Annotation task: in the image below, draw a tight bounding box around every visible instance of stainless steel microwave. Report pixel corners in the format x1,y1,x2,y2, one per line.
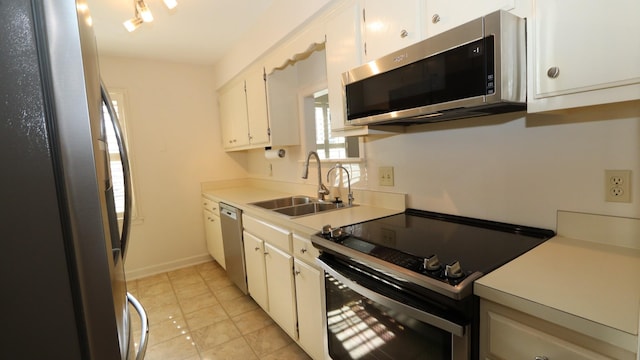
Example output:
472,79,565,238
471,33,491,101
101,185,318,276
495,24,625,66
343,10,526,126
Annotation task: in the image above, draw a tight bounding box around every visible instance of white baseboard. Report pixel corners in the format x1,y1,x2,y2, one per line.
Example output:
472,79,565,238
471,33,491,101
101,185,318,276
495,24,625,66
125,253,214,280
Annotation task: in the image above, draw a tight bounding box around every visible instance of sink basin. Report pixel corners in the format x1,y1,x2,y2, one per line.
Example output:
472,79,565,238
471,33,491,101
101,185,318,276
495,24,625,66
250,195,355,217
251,195,315,210
274,202,346,217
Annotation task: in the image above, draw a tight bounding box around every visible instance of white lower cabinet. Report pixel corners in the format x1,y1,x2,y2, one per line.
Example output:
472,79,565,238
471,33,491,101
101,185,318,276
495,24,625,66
265,242,297,339
241,214,326,359
202,197,225,269
242,231,268,311
480,299,636,360
293,234,324,360
242,214,298,340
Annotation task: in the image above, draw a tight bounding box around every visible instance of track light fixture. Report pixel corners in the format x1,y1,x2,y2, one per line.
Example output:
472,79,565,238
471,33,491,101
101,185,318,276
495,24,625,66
123,0,177,32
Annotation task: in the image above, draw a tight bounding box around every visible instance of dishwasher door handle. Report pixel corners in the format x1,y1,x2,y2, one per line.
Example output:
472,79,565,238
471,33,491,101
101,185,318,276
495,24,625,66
219,207,237,220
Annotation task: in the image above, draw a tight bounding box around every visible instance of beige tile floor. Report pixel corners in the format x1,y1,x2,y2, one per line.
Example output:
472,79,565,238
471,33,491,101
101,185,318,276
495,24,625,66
128,260,312,360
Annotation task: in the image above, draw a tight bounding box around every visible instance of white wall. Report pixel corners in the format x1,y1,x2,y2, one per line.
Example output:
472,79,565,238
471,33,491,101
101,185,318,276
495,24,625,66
99,56,248,278
213,0,334,88
246,101,640,231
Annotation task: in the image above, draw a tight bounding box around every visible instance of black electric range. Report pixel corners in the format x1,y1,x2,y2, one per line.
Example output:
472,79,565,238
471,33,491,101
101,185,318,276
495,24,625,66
311,208,555,300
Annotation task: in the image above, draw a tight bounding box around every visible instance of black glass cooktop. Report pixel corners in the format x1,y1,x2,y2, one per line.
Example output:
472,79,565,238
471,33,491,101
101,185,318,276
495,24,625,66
320,209,555,277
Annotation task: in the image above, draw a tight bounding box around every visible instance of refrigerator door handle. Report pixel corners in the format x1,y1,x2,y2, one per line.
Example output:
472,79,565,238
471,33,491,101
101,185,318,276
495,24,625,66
127,293,149,360
101,81,133,260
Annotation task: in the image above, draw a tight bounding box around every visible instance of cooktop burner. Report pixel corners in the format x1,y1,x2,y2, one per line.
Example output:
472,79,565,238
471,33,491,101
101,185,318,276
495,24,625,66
312,209,554,299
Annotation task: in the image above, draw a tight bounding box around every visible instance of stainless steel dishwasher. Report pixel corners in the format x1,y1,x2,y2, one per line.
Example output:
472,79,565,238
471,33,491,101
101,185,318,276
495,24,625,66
219,203,248,294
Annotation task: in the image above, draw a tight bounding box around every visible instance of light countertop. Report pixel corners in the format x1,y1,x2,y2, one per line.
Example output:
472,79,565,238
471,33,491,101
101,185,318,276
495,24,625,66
201,180,405,236
475,211,640,353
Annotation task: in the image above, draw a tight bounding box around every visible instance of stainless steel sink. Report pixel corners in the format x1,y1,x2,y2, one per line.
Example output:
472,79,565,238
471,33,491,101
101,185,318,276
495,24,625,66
274,202,346,217
250,195,355,217
251,195,315,210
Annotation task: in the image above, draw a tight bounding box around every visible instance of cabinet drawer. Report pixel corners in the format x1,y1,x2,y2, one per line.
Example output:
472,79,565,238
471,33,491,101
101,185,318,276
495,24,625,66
292,233,320,264
202,197,219,213
243,214,291,252
486,311,611,360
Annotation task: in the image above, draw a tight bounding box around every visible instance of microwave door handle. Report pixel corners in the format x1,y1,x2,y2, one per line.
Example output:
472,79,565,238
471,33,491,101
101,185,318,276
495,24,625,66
317,258,465,337
100,81,133,260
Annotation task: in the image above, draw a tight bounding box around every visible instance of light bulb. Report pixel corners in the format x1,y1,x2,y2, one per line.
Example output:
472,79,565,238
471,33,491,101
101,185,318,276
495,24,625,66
163,0,178,10
136,0,154,22
123,17,143,32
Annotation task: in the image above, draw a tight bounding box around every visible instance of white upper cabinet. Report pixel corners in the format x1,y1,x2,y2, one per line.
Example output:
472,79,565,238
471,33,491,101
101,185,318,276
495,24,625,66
218,64,300,152
218,78,250,149
324,0,411,136
218,66,268,151
361,0,424,62
424,0,515,38
325,2,367,135
245,66,270,146
528,0,640,112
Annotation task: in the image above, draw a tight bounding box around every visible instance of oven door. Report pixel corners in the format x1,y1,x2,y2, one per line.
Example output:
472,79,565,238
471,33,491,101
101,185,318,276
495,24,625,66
318,255,470,360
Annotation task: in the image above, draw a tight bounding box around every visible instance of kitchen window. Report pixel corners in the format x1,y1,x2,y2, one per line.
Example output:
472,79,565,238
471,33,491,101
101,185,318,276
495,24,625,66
314,89,359,160
311,89,362,187
103,90,139,220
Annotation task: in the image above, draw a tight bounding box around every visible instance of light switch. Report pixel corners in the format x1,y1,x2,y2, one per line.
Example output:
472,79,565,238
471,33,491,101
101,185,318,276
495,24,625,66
379,166,394,186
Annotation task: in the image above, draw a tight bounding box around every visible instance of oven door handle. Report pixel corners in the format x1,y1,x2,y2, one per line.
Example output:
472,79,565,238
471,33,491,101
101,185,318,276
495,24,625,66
317,258,465,337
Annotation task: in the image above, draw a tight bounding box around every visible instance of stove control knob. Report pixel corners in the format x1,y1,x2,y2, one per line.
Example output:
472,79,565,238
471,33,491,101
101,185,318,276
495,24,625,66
330,227,344,239
423,255,441,271
445,261,464,279
321,224,332,235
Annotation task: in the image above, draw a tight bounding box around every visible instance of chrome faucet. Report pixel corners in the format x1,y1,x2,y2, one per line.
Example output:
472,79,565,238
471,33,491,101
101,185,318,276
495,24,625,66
327,163,354,206
302,151,330,201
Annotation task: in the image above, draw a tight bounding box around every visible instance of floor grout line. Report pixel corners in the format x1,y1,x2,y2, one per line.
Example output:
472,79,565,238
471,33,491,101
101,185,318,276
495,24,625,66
135,260,310,360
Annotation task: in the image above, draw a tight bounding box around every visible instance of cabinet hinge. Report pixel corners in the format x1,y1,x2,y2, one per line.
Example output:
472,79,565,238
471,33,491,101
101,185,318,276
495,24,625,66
267,128,271,136
362,8,365,22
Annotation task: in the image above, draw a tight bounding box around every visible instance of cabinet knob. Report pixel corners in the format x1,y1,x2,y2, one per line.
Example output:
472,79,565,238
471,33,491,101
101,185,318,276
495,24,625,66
254,247,260,251
547,66,560,79
432,14,440,24
400,29,408,38
300,248,307,254
295,270,301,276
535,357,549,360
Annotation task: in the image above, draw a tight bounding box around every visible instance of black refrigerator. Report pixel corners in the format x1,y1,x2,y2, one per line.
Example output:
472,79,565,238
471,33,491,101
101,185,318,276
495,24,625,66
0,0,148,359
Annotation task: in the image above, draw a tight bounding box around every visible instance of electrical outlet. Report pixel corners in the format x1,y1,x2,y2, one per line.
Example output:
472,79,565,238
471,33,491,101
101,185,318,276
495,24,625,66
379,166,394,186
605,170,631,203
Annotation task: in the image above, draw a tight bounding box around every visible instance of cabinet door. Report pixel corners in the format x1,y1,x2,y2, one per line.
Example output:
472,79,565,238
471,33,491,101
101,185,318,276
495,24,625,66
424,0,514,38
531,0,640,102
480,300,635,360
264,242,297,339
243,232,268,311
294,259,324,360
325,2,368,135
203,210,225,269
362,0,423,61
485,311,611,359
218,79,249,149
245,67,270,146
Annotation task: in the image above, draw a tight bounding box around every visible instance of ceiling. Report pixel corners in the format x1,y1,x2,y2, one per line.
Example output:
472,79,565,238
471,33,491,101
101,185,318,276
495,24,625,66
86,0,273,65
